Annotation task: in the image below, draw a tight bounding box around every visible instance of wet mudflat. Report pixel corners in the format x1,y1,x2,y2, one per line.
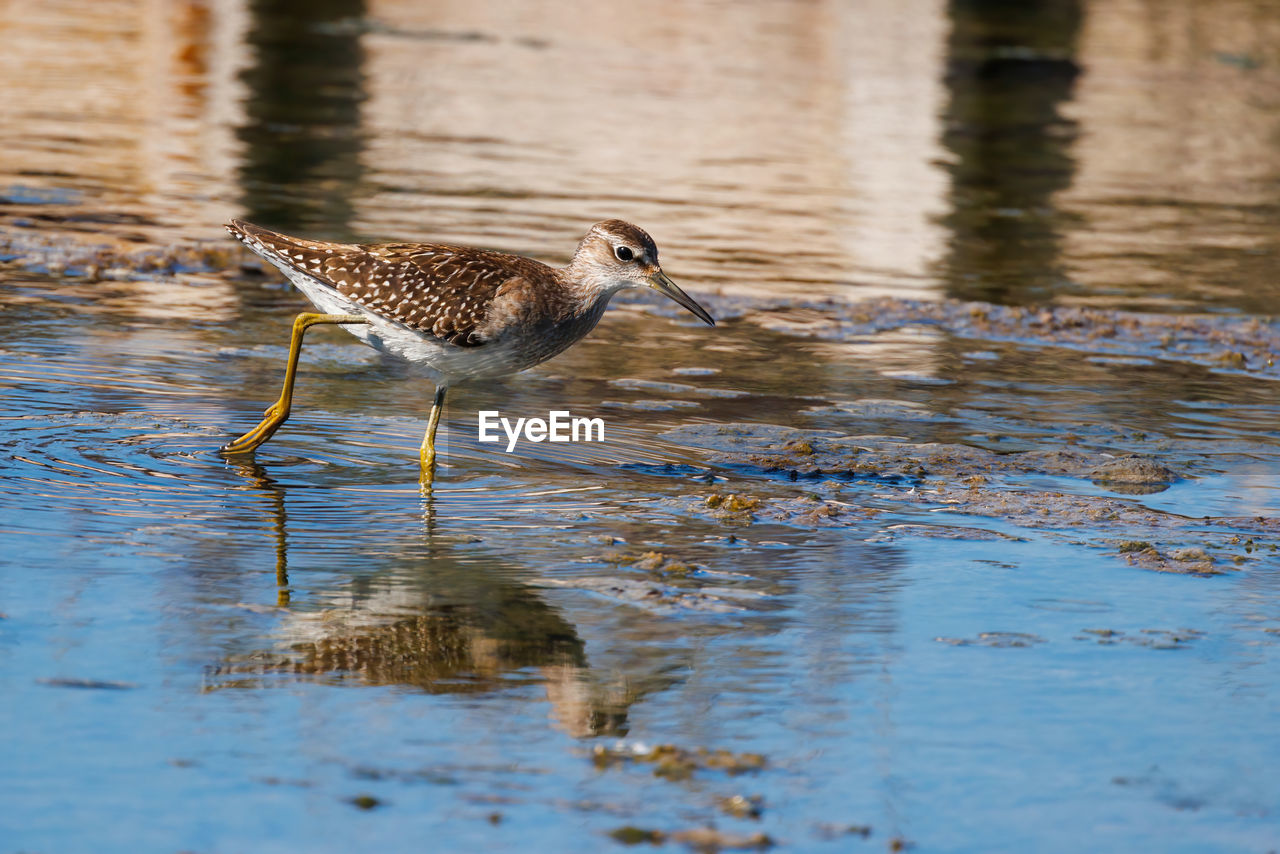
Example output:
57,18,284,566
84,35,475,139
3,1,1280,852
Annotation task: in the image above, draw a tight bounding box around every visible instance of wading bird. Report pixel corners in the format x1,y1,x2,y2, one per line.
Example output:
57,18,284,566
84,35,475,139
221,219,715,484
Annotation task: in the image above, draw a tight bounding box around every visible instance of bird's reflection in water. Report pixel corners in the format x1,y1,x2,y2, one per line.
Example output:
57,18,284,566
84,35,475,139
217,462,633,737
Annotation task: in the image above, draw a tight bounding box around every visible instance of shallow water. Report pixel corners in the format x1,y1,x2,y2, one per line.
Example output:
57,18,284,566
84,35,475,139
2,1,1280,852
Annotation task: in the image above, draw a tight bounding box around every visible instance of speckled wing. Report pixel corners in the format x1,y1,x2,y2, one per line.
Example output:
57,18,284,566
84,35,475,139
228,220,533,347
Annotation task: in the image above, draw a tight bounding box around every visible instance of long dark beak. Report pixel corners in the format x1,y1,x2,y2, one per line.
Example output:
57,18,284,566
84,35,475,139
647,270,715,326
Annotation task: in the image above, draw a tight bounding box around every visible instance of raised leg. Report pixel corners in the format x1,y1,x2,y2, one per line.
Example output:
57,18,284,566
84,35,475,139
419,384,449,484
222,312,367,455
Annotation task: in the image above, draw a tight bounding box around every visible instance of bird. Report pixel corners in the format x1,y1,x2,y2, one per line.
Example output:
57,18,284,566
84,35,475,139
220,219,716,484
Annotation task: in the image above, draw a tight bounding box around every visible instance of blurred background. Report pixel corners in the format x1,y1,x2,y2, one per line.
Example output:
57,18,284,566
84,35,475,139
4,0,1280,311
2,2,1280,853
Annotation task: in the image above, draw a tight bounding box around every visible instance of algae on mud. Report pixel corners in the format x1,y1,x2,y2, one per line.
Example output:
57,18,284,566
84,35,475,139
658,421,1273,576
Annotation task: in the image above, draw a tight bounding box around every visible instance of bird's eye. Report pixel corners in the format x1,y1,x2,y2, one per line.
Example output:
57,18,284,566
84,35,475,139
614,245,634,262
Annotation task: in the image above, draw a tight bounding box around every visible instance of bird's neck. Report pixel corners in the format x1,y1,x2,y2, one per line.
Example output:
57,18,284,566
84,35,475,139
556,266,630,318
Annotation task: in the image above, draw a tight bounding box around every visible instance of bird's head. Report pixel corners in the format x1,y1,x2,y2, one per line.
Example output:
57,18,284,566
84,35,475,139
567,219,715,326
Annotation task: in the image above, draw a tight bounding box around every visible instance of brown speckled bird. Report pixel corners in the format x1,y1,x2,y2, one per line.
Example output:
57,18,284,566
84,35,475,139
220,219,715,484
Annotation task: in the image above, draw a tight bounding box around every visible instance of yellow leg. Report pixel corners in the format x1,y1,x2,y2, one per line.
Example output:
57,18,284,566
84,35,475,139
222,312,367,455
419,385,449,485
